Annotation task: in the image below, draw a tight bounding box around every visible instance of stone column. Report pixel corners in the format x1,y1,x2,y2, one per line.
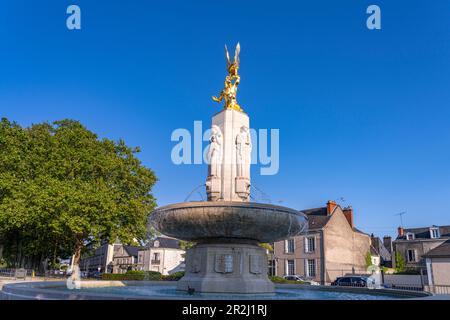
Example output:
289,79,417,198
206,109,251,202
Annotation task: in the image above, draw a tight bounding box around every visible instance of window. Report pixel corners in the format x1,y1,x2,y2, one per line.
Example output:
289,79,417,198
138,254,143,263
152,252,160,261
268,260,276,276
285,239,295,253
407,249,416,262
286,260,295,276
305,259,316,277
430,228,440,239
338,277,351,285
406,233,415,240
305,237,315,253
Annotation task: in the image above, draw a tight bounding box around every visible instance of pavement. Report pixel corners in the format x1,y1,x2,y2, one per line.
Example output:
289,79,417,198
412,294,450,300
0,277,60,290
1,277,449,300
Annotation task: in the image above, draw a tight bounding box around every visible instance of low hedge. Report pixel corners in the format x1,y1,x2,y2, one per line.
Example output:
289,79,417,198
394,269,421,275
162,271,185,281
269,276,305,284
101,270,162,281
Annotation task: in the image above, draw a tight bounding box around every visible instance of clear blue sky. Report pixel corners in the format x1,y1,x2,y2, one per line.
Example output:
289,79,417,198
1,1,450,238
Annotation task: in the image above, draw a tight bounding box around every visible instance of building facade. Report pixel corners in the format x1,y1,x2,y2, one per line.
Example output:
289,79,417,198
393,225,450,270
111,245,143,274
423,239,450,287
273,201,372,284
79,242,115,273
137,237,184,275
370,235,392,268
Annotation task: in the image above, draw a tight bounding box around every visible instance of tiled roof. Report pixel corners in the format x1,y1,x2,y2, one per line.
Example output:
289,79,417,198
145,237,180,249
370,245,379,256
123,246,144,257
301,207,331,230
396,225,450,240
423,239,450,258
370,236,392,261
301,206,367,235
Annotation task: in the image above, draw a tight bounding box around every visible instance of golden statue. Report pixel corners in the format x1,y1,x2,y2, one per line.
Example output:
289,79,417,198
212,43,243,112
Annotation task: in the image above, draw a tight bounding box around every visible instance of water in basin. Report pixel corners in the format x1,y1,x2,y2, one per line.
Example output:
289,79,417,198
54,285,404,300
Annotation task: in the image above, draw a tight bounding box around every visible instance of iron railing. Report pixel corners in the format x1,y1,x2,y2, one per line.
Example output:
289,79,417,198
425,285,450,295
0,268,68,279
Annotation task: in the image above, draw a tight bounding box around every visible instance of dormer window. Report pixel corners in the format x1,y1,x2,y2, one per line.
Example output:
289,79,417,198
154,240,160,247
430,228,440,239
406,232,415,240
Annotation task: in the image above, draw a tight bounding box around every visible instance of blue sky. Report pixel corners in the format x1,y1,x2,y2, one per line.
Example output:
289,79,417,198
1,1,449,238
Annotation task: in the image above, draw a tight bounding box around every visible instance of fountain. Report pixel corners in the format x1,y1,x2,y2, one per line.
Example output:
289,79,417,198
0,44,432,300
149,43,308,294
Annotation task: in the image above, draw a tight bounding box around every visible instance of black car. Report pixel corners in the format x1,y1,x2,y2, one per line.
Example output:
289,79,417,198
87,271,102,279
331,276,375,288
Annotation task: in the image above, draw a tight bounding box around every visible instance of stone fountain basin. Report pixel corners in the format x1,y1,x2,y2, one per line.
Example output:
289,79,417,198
149,201,308,243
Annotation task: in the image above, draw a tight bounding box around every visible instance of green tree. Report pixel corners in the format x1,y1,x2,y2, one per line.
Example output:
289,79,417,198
0,118,157,269
179,240,195,250
395,251,406,273
259,243,274,252
365,251,373,267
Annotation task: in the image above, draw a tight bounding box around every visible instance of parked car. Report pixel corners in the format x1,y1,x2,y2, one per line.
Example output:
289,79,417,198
283,275,304,282
331,276,375,288
87,271,102,279
283,275,320,286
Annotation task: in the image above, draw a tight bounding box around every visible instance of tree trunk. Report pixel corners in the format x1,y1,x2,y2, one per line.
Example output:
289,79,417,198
52,241,58,269
69,237,84,283
72,237,84,269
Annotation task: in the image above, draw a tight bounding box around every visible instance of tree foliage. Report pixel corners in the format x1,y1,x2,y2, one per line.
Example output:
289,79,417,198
394,251,407,273
259,243,274,252
179,240,195,251
365,251,373,267
0,118,157,269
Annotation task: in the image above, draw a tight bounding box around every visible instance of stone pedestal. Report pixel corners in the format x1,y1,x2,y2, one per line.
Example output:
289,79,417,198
206,109,251,202
177,241,274,294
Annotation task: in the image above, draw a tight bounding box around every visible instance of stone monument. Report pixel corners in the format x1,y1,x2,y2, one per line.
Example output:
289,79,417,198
150,43,308,294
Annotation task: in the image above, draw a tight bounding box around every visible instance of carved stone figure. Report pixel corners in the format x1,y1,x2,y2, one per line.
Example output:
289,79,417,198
236,126,251,177
208,125,223,177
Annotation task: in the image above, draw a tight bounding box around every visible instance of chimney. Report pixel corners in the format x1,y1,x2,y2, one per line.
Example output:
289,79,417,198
398,227,404,237
327,200,337,215
383,236,392,253
342,206,354,228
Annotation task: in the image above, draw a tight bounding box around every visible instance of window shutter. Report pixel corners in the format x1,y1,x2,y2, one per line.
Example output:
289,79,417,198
304,259,308,277
312,260,316,277
304,237,308,253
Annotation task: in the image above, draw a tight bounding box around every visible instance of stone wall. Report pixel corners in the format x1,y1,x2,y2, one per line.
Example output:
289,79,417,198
273,231,323,283
430,257,450,285
394,240,446,268
140,248,184,275
323,207,371,282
